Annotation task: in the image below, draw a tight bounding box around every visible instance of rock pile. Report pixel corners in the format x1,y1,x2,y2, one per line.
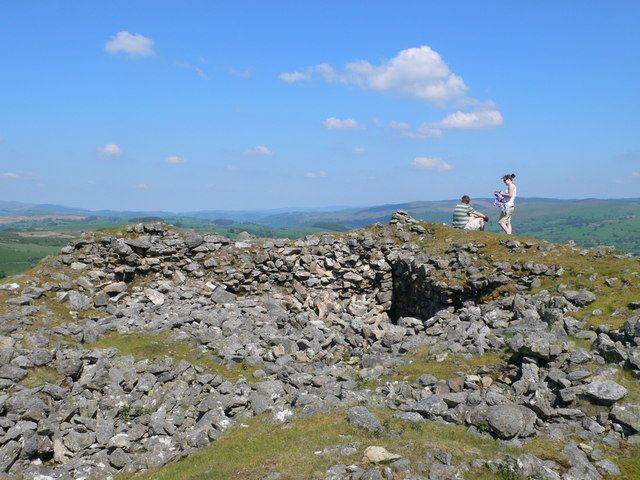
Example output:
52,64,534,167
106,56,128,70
0,211,638,479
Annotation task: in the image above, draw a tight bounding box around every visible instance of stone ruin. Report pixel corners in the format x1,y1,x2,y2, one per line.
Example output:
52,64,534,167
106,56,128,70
0,210,639,479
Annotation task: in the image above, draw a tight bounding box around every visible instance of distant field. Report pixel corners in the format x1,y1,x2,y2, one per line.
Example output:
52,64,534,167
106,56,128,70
1,199,638,277
0,236,63,277
0,217,330,277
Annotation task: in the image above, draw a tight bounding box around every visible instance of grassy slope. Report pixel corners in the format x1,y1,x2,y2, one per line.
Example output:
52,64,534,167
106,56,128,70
0,240,62,276
1,198,638,277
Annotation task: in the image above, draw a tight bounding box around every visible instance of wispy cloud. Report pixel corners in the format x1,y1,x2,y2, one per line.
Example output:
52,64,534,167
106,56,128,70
412,157,453,171
175,61,209,80
632,171,640,178
279,63,334,83
105,31,155,57
227,66,253,78
1,172,20,179
136,182,148,190
402,124,443,139
399,109,503,138
279,71,311,82
306,170,328,178
280,46,468,102
436,109,503,129
353,147,367,154
165,155,186,164
97,143,122,157
323,117,359,129
244,145,274,156
388,120,410,130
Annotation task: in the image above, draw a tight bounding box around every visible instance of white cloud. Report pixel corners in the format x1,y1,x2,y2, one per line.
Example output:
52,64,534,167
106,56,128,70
402,123,443,139
306,170,328,178
279,71,311,82
400,109,503,138
136,183,148,190
105,31,155,57
244,145,274,156
1,172,19,179
97,143,122,157
279,63,335,83
413,157,453,171
165,155,186,164
632,171,640,178
323,117,359,129
353,147,367,154
388,120,410,130
436,109,504,129
280,46,468,102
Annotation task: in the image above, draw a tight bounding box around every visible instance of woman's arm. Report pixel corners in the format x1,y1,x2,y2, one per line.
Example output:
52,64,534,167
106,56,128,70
502,184,515,198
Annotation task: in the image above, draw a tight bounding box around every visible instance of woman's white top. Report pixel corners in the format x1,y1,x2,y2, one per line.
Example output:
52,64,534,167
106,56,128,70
505,184,517,207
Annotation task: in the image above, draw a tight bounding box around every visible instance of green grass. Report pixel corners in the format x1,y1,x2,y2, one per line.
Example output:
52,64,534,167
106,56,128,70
19,366,62,388
119,408,566,480
92,331,261,381
603,443,640,480
386,345,507,382
615,368,640,404
0,241,61,277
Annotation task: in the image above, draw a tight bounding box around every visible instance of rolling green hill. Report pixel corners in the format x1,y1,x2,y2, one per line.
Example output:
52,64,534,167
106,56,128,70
1,198,638,277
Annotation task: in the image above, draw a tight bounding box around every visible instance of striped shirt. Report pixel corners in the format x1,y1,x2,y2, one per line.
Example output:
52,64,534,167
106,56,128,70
452,203,474,228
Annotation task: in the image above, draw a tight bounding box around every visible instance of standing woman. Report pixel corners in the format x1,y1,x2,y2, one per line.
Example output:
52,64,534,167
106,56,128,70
499,174,517,234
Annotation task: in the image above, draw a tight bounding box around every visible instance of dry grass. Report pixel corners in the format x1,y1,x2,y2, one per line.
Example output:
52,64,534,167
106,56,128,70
92,331,261,381
387,344,507,382
19,366,62,388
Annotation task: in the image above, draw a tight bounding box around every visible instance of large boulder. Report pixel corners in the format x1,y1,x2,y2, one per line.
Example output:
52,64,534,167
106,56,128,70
486,404,536,439
584,380,627,405
346,406,383,432
610,403,640,432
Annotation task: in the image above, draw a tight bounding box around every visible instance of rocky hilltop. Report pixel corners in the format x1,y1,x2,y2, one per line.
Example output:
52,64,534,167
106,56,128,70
1,211,639,480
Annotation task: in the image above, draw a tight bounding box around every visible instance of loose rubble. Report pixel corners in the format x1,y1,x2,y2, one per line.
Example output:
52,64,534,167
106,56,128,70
0,210,638,479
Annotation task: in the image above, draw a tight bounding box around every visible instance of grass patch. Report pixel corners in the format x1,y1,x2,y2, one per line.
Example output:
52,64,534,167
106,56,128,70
603,443,640,480
19,366,62,388
567,335,593,351
92,331,260,381
118,408,573,480
387,344,507,382
615,368,640,404
0,241,62,277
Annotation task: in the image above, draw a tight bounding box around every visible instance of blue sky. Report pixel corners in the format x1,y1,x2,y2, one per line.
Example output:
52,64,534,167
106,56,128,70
1,1,639,211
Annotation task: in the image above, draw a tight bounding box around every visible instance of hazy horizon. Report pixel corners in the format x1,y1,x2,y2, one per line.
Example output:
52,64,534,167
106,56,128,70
2,195,640,216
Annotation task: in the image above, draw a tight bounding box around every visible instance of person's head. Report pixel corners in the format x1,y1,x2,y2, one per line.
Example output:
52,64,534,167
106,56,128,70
461,195,470,204
502,173,516,184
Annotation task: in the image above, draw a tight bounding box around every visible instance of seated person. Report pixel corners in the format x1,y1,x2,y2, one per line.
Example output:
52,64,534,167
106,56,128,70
452,195,489,231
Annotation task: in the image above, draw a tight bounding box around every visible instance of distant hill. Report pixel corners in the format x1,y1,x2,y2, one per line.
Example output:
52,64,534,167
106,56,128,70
1,197,639,254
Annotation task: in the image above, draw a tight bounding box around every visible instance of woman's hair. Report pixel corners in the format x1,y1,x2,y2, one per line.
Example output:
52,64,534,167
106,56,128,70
502,173,516,181
461,195,470,204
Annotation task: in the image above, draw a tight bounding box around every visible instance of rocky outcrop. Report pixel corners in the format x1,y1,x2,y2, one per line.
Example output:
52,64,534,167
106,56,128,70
0,211,637,479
